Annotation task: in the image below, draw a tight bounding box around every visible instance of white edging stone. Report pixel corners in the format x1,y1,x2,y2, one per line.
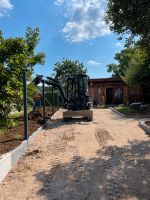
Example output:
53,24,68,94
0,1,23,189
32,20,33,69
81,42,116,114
0,126,42,183
11,140,28,167
0,109,60,183
139,121,150,135
29,127,42,142
0,153,11,183
110,107,150,119
110,107,126,117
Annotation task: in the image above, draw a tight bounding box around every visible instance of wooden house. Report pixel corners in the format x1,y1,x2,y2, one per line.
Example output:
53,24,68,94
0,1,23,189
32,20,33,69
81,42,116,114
88,77,143,105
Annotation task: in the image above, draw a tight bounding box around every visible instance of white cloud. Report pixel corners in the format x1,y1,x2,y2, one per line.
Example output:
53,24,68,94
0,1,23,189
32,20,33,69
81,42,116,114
54,0,110,43
87,60,101,65
115,42,124,48
0,0,13,17
54,0,64,6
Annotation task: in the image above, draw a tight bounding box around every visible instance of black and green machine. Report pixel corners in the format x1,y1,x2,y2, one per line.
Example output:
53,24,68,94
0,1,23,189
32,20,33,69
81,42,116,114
32,74,93,121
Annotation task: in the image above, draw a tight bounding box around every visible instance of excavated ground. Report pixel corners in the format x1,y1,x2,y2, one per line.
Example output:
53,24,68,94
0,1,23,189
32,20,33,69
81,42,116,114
0,108,150,200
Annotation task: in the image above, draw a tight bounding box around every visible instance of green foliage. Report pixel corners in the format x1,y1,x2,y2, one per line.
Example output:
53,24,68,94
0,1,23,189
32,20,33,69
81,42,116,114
105,0,150,45
10,111,24,119
0,116,17,128
52,59,87,85
105,0,150,93
114,106,131,115
124,47,150,86
107,48,134,77
0,127,7,136
0,27,45,123
107,45,150,87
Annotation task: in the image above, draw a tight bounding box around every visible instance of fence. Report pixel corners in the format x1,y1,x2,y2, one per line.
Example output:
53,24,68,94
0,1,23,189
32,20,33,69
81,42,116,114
0,72,60,157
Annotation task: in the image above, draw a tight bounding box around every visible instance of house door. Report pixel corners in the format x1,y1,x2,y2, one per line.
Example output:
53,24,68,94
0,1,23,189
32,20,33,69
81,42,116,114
106,88,113,104
114,87,124,104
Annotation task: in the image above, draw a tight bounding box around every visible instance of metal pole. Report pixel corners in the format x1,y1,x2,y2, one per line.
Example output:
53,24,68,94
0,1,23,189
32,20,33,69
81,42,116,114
52,85,54,114
23,71,28,140
42,80,46,123
57,89,59,108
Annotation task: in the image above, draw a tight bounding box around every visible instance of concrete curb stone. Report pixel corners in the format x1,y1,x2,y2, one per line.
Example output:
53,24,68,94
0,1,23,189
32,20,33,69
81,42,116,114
0,127,42,183
0,109,60,183
110,107,126,118
139,121,150,135
110,107,150,119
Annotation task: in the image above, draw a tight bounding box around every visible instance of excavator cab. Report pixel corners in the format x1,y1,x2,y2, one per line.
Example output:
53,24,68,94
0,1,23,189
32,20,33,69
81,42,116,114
66,74,90,111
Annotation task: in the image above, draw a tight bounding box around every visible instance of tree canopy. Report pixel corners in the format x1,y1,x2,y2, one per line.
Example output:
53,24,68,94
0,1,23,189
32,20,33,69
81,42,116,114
124,47,150,86
107,48,135,77
52,59,87,85
0,27,45,121
107,45,150,87
105,0,150,93
105,0,150,46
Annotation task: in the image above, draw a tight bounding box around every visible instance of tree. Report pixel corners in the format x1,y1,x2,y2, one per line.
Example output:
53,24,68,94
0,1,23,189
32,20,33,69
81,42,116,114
105,0,150,101
106,45,150,87
107,48,135,77
105,0,150,46
124,47,150,86
0,27,45,124
52,59,87,85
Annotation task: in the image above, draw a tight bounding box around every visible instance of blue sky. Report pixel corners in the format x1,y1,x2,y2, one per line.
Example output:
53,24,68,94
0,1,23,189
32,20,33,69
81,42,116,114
0,0,124,78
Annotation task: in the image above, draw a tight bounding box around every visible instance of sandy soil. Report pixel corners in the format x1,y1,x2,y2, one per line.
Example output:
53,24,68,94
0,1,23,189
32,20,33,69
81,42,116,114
0,108,150,200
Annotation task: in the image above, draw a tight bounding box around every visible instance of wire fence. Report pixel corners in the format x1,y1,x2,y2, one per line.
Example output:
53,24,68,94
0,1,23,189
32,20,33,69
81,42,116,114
0,73,61,156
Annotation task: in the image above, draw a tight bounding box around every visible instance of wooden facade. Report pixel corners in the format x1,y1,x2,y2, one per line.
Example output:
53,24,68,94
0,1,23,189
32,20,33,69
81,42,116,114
88,77,143,105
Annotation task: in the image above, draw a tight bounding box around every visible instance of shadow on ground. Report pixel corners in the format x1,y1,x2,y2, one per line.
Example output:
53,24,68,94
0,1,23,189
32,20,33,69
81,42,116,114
35,139,150,200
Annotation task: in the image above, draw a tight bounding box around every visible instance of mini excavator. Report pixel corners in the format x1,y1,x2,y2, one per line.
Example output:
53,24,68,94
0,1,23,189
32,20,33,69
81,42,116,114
31,74,93,121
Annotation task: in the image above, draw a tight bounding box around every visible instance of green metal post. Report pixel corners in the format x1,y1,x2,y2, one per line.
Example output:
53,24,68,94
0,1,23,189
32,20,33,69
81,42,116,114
52,85,54,114
23,71,28,140
42,80,46,123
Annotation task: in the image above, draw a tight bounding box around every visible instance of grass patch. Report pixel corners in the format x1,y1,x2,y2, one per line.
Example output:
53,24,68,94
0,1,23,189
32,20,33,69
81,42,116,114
114,105,150,116
10,108,32,119
114,106,132,115
10,111,24,119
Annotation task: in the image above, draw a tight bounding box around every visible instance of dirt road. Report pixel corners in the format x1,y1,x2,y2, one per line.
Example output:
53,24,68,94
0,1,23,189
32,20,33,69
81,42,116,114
0,108,150,200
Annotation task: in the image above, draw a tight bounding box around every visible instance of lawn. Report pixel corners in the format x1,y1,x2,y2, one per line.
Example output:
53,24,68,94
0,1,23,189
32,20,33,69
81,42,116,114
114,105,150,116
114,106,131,115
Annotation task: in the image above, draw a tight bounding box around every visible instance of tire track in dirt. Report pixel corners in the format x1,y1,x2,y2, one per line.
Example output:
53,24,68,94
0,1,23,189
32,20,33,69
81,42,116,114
61,127,75,142
95,128,114,148
1,109,150,200
47,124,98,200
94,128,126,200
41,125,83,200
47,126,76,169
